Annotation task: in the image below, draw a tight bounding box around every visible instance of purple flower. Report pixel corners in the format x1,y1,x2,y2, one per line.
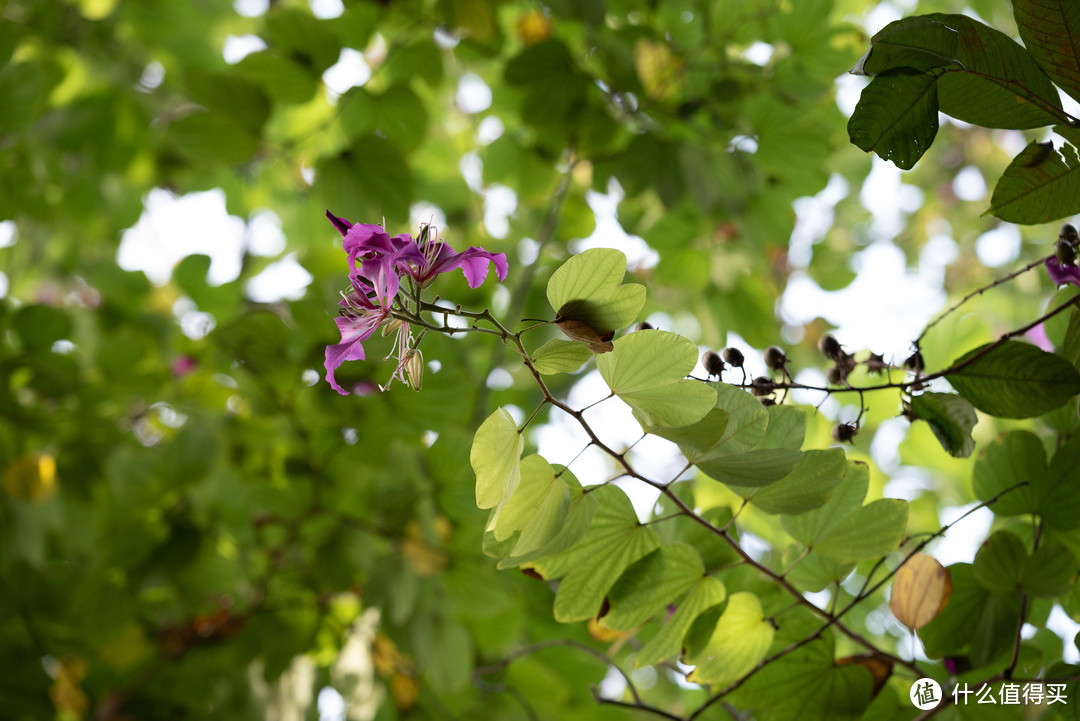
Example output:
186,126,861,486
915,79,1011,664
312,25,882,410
1046,257,1080,287
323,210,509,394
324,258,397,395
407,234,510,289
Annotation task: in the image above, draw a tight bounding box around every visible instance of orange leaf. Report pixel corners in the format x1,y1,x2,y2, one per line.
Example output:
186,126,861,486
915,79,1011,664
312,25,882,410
889,553,952,630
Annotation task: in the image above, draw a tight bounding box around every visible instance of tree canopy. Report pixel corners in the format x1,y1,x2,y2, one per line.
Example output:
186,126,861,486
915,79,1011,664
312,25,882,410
3,0,1080,720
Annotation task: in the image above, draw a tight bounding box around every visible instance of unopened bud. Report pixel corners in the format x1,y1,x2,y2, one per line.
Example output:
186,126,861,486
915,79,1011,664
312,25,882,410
764,346,786,371
723,347,744,368
405,349,423,391
382,318,406,337
703,351,725,376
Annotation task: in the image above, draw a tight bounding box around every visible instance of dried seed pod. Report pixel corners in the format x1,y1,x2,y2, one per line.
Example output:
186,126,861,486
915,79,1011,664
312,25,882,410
866,352,887,375
723,347,745,368
841,352,857,374
904,350,925,372
634,321,654,331
818,334,842,361
1057,238,1078,266
1060,223,1079,244
760,397,776,406
764,345,787,371
750,376,774,396
826,366,844,385
832,423,857,443
703,351,725,376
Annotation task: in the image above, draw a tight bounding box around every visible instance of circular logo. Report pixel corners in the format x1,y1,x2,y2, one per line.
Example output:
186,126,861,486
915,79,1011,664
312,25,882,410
910,678,943,710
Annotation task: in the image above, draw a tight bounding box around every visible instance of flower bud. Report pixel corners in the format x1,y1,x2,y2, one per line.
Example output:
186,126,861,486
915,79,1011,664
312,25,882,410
723,347,744,368
405,350,423,391
832,423,857,443
703,351,725,376
1057,238,1077,266
818,334,842,361
382,318,406,337
764,345,786,371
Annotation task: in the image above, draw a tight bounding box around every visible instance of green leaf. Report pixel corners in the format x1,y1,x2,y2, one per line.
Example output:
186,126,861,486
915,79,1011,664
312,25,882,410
709,382,770,454
988,140,1080,224
1042,434,1080,530
741,449,847,515
234,51,317,104
505,39,575,85
1060,307,1080,369
925,13,1063,129
491,455,569,556
470,408,523,509
635,576,726,668
909,392,978,458
695,448,803,489
527,485,660,622
760,405,807,450
596,330,716,431
651,408,730,461
783,461,870,547
1022,541,1077,597
847,69,939,170
264,7,341,75
602,543,704,631
169,111,259,164
972,431,1045,516
546,248,646,335
814,499,908,564
687,592,774,686
946,340,1080,418
1014,0,1080,105
531,338,594,375
973,530,1028,592
854,16,960,74
315,135,414,224
497,470,598,568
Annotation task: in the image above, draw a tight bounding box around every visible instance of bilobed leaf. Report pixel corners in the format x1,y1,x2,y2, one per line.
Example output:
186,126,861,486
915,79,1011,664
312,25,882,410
470,408,523,509
760,405,807,450
695,448,803,488
741,449,846,515
854,16,961,75
1041,434,1080,530
973,530,1028,592
602,543,704,631
946,340,1080,417
890,553,951,631
491,455,568,557
988,141,1080,224
635,576,726,668
847,69,939,170
972,430,1044,516
546,249,646,336
687,592,774,686
531,338,593,375
783,462,870,547
909,391,978,458
498,469,598,568
1014,0,1080,105
814,499,908,563
596,330,716,430
1022,541,1077,597
651,408,729,462
710,382,770,453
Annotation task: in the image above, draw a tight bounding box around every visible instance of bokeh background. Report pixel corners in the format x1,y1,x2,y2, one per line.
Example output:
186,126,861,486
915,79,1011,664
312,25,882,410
2,0,1076,718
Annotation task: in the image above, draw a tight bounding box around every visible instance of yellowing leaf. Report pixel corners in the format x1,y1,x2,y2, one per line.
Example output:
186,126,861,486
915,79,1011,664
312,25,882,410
688,592,774,686
4,453,58,502
471,408,523,509
889,553,951,630
634,38,683,100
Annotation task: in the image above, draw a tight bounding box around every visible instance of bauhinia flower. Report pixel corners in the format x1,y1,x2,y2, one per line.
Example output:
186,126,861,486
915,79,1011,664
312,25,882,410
1046,257,1080,288
323,211,509,395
